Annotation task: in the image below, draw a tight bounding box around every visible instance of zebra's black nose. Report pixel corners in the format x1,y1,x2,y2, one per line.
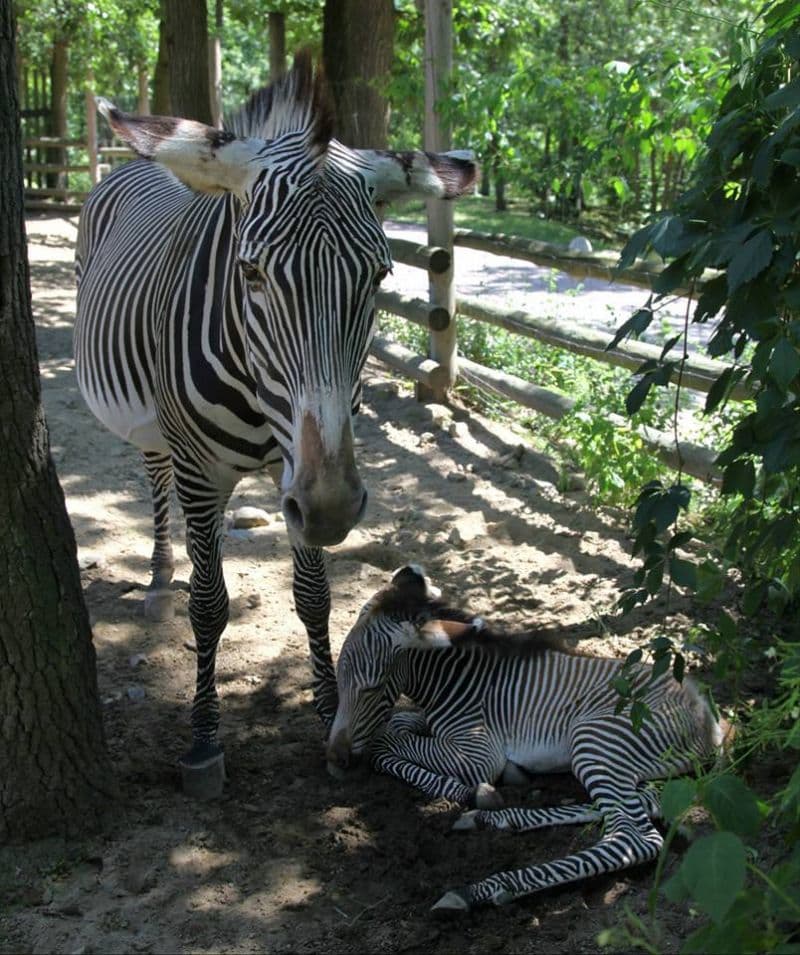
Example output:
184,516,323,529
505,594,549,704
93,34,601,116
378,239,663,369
282,484,368,547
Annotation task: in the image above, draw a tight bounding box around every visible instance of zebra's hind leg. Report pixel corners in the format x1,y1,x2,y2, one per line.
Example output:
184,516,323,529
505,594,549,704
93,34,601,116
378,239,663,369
455,782,661,832
142,450,175,621
433,809,663,914
174,464,234,799
454,802,604,832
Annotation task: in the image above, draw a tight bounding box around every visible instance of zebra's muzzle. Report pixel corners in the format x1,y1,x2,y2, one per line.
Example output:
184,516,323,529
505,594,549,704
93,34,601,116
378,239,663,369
282,411,368,546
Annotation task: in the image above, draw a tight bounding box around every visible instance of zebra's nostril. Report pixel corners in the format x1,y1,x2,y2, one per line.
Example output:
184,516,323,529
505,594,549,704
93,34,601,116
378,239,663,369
283,496,304,531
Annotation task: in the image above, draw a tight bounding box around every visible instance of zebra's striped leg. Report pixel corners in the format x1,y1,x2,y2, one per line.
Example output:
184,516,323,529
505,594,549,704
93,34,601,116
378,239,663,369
454,803,604,833
291,545,337,730
433,809,663,913
372,729,506,807
141,450,175,621
455,783,662,833
174,468,233,798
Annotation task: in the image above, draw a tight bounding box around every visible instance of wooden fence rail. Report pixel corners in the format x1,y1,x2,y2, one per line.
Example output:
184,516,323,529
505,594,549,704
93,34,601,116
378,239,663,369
376,232,736,483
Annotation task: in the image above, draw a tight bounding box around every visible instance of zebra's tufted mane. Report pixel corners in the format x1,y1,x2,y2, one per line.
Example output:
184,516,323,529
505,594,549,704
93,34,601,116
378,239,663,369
225,49,334,152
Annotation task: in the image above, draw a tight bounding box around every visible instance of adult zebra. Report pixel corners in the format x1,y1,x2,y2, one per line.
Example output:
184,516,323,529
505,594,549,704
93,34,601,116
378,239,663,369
74,52,476,797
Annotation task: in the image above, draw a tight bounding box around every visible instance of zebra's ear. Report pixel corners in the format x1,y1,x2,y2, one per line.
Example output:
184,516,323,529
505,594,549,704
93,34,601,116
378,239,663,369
96,98,263,197
392,618,470,650
360,149,477,203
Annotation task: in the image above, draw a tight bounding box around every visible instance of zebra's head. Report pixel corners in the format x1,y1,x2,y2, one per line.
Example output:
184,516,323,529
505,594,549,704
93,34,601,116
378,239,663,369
97,53,476,548
327,565,480,774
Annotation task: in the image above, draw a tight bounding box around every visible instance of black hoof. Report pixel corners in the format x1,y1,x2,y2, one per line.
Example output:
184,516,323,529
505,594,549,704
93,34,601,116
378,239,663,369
180,741,225,800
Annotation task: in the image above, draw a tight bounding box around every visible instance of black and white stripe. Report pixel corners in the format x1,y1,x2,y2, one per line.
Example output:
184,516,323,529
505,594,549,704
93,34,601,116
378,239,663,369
74,54,476,775
327,565,728,911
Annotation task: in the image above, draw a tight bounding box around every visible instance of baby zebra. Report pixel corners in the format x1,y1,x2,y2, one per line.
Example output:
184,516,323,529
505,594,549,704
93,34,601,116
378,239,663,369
326,565,728,912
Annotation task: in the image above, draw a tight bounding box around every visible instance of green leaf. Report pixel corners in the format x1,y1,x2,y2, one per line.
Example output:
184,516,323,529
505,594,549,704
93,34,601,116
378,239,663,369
661,778,697,821
765,77,800,111
701,775,762,838
727,231,774,295
607,308,653,350
705,367,734,414
680,832,746,924
670,557,697,589
626,376,653,415
721,459,756,498
768,337,800,390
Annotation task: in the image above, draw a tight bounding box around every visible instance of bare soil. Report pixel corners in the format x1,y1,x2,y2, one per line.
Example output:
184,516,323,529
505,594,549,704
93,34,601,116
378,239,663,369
2,214,724,954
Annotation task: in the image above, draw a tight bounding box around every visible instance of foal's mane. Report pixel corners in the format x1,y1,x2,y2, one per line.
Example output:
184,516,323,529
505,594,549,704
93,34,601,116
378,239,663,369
225,49,334,151
373,574,576,658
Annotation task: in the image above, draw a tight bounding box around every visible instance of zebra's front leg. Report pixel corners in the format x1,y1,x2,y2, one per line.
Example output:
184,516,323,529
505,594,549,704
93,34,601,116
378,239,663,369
142,450,175,621
291,544,337,730
372,729,506,808
433,810,664,914
454,802,604,833
175,482,232,799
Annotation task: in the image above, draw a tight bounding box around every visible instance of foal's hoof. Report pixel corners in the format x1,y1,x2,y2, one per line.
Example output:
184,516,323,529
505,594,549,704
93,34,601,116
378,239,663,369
452,810,480,831
179,742,225,800
144,588,174,621
431,889,472,916
474,782,503,810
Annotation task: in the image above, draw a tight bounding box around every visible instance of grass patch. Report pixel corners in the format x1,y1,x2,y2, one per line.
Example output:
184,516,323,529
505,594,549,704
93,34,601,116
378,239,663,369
386,195,583,246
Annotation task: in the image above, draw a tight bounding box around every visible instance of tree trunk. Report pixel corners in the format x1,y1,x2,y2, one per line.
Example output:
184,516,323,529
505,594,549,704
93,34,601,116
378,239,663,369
47,37,67,190
137,65,150,114
0,0,115,843
322,0,394,148
153,0,171,115
269,11,286,83
209,0,222,126
165,0,212,123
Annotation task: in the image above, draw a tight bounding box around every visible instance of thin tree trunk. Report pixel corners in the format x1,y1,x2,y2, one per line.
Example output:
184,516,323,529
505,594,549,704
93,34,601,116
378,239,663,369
153,0,171,115
322,0,394,148
209,0,222,126
269,11,286,83
0,0,115,842
137,65,150,114
165,0,212,123
48,37,67,189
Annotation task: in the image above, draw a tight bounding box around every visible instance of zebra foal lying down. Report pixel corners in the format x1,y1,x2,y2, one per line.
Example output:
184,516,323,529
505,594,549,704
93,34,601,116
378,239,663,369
326,566,728,912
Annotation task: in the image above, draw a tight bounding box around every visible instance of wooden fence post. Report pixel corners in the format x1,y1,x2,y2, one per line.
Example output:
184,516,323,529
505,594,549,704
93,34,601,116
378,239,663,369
417,0,455,403
86,72,97,186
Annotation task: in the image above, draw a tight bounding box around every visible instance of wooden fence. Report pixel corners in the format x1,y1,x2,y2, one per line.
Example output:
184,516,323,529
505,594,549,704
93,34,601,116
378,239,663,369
22,85,133,212
376,232,733,484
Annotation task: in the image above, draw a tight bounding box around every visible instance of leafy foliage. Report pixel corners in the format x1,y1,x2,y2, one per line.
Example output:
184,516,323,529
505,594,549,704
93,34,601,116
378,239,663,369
607,4,800,951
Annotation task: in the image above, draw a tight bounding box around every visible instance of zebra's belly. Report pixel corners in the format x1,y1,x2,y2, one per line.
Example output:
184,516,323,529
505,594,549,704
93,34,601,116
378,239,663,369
505,739,572,774
80,383,169,454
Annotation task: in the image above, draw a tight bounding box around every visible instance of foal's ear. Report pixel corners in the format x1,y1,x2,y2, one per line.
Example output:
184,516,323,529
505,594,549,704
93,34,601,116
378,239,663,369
97,98,263,197
391,618,473,650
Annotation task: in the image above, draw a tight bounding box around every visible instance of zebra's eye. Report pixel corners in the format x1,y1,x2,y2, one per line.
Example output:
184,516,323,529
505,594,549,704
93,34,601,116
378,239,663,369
240,261,264,286
373,266,390,288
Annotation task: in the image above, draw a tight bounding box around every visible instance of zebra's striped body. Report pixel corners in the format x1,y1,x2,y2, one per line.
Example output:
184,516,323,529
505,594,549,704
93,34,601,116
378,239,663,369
327,566,727,911
74,55,476,791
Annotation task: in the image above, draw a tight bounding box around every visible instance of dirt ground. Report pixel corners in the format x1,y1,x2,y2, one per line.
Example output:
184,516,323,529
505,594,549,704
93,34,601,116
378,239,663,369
2,214,723,954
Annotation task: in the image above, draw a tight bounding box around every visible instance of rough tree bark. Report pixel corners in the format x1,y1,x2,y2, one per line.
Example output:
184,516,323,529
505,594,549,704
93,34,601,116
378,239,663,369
0,0,114,843
322,0,394,148
164,0,212,123
209,0,223,127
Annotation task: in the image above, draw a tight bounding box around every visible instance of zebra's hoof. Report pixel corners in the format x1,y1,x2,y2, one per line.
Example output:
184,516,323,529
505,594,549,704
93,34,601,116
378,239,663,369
144,588,174,621
452,810,479,831
431,889,472,915
490,888,515,906
475,782,504,810
180,742,225,800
